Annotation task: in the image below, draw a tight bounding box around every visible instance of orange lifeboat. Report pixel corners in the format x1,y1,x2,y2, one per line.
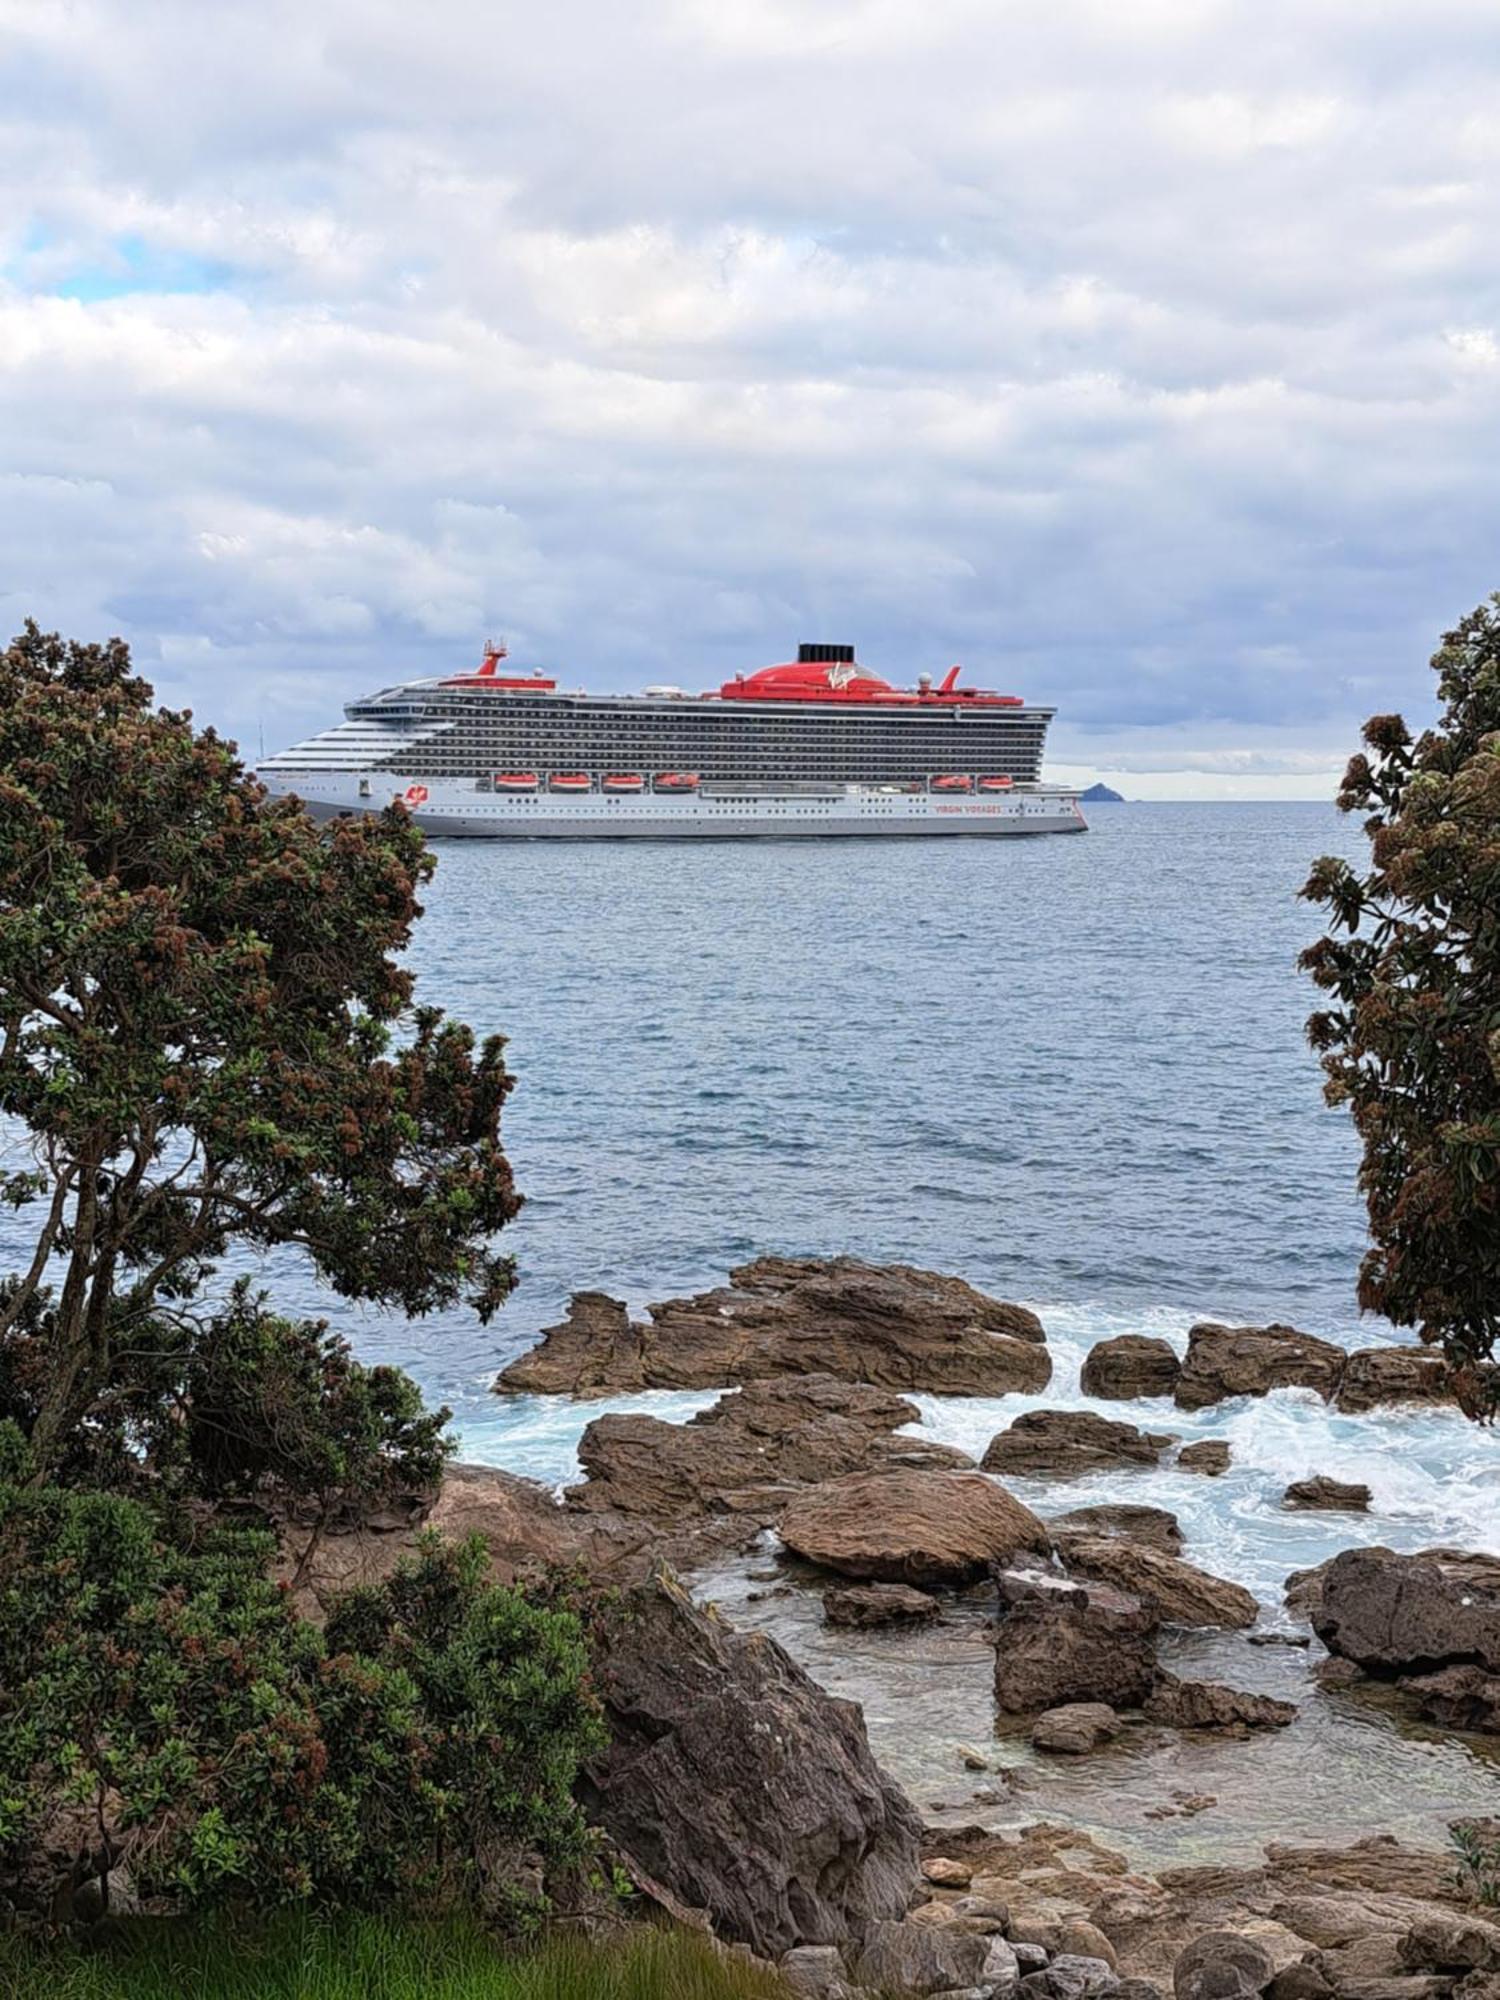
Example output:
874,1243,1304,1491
548,772,592,793
655,772,700,792
978,775,1015,792
494,772,539,792
931,774,973,793
602,773,646,793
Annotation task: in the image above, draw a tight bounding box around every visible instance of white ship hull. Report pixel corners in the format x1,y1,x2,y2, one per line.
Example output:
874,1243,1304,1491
258,770,1088,840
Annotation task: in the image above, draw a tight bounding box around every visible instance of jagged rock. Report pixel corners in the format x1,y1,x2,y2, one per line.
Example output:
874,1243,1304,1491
1334,1348,1453,1414
1144,1674,1298,1732
1032,1703,1121,1754
779,1469,1050,1586
497,1257,1050,1398
1052,1535,1259,1629
567,1375,970,1521
994,1569,1159,1712
1050,1504,1185,1555
985,1938,1024,1990
778,1944,856,1998
1174,1325,1347,1412
853,1918,993,1995
1081,1336,1183,1402
1178,1442,1231,1477
1173,1932,1277,2000
1309,1548,1500,1676
824,1581,942,1628
982,1411,1174,1479
1023,1954,1121,1999
580,1570,921,1959
1118,1985,1168,2000
1401,1915,1500,1972
1400,1665,1500,1735
1283,1478,1371,1514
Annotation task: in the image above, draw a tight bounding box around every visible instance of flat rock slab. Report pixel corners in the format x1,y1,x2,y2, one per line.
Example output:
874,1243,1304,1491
1174,1323,1347,1411
982,1409,1175,1479
1032,1702,1122,1754
779,1467,1051,1586
1054,1534,1259,1629
1049,1504,1185,1556
1145,1673,1298,1732
496,1256,1051,1398
1283,1476,1371,1513
823,1582,942,1628
1081,1335,1184,1401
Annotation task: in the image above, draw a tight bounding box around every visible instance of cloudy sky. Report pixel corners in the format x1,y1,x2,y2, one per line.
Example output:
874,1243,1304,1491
4,0,1499,796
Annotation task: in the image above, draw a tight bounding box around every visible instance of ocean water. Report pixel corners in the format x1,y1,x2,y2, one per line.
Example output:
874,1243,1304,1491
9,801,1499,1854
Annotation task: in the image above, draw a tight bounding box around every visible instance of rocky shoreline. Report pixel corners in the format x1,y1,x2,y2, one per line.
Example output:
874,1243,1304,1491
298,1257,1499,2000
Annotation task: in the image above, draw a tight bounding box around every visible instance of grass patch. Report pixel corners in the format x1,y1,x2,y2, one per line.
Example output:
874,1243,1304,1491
0,1913,789,2000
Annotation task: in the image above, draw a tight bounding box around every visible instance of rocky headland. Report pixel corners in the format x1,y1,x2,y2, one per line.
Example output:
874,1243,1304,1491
300,1257,1496,2000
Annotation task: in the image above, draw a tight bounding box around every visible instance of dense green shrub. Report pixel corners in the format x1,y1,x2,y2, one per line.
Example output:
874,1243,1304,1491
1303,594,1500,1417
0,1483,603,1917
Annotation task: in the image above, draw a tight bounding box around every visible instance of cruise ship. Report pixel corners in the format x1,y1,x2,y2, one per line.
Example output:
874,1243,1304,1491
256,642,1087,839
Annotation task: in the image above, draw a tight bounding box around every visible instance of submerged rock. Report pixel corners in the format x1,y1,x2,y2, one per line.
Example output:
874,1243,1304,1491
496,1256,1051,1398
1081,1335,1183,1402
1032,1702,1122,1754
1173,1324,1347,1411
1052,1534,1259,1629
581,1569,922,1960
1334,1347,1453,1415
1283,1477,1371,1514
823,1581,942,1628
1400,1666,1500,1735
1144,1673,1298,1732
982,1410,1174,1479
778,1467,1050,1587
994,1569,1159,1712
1050,1504,1185,1555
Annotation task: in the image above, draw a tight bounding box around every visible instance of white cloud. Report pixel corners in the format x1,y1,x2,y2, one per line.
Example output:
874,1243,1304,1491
1,0,1498,792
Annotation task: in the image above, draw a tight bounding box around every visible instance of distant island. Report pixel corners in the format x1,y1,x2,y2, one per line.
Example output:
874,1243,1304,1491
1080,781,1127,802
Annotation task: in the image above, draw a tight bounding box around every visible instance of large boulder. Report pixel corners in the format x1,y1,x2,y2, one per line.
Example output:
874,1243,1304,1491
1032,1702,1122,1754
1174,1324,1347,1411
567,1375,970,1520
1309,1548,1500,1676
852,1919,993,1994
778,1468,1050,1586
1081,1336,1183,1402
581,1570,921,1959
1178,1442,1231,1478
993,1569,1160,1713
982,1410,1174,1479
1050,1504,1185,1556
1144,1674,1298,1732
1173,1932,1277,2000
1334,1347,1453,1415
1053,1534,1259,1629
497,1257,1051,1398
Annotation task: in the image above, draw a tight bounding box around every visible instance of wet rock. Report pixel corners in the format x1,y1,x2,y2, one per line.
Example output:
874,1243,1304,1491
1248,1632,1311,1648
570,1376,971,1521
1050,1505,1185,1556
1144,1673,1298,1732
824,1581,943,1628
1400,1665,1500,1735
1031,1703,1121,1754
1178,1442,1232,1478
780,1468,1050,1587
982,1411,1175,1479
1174,1325,1347,1412
1308,1547,1500,1676
853,1919,993,1995
1334,1348,1453,1414
1173,1932,1277,2000
993,1570,1159,1712
1283,1478,1371,1514
1312,1658,1366,1691
497,1257,1051,1398
925,1857,976,1888
581,1569,922,1959
1052,1535,1259,1629
1081,1336,1183,1402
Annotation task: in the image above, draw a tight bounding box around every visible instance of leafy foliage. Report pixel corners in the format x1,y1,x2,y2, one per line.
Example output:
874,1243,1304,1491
0,1483,603,1916
1302,595,1500,1417
0,623,522,1477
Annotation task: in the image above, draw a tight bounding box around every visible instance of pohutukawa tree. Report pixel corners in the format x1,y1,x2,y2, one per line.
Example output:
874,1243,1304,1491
1302,595,1500,1420
0,624,522,1479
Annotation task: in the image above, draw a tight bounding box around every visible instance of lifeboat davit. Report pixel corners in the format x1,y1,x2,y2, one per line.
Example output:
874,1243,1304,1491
655,772,700,792
548,772,592,793
494,772,539,792
978,775,1015,792
931,774,974,793
602,774,646,793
